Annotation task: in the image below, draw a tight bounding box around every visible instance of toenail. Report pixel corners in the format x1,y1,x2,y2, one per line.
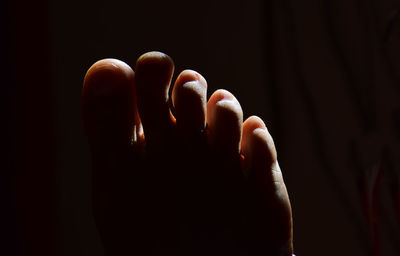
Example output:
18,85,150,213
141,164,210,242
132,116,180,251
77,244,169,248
177,70,202,85
140,51,166,58
213,89,235,102
184,71,201,81
136,51,172,66
86,59,131,76
84,62,133,101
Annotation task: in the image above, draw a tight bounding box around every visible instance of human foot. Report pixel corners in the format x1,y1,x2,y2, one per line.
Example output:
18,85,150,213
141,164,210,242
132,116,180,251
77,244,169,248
82,51,293,256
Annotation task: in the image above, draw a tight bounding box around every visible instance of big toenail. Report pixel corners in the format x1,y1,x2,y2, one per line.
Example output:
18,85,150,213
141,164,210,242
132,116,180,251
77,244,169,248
84,59,133,100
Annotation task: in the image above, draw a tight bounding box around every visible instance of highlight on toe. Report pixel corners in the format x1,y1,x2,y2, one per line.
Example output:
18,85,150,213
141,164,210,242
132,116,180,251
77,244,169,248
206,89,243,153
241,115,277,164
172,70,208,132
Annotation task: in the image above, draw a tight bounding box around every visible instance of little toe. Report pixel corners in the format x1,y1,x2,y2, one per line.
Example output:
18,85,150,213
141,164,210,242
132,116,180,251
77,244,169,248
172,70,207,135
241,116,293,255
134,51,175,145
206,89,243,154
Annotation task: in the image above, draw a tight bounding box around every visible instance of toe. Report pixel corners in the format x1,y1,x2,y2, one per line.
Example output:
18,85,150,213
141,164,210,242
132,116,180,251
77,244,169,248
241,116,293,255
82,59,141,246
172,70,207,134
82,58,140,148
241,116,276,168
206,89,243,154
134,51,175,145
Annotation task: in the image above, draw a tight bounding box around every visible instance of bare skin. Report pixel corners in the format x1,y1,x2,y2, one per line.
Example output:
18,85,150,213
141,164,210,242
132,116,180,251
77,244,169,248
82,52,293,256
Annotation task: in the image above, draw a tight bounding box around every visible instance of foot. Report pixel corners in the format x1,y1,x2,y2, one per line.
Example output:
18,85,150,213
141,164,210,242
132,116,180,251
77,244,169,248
82,52,293,256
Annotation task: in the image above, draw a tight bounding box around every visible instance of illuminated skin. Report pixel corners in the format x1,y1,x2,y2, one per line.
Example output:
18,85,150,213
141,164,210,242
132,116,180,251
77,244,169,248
82,52,293,256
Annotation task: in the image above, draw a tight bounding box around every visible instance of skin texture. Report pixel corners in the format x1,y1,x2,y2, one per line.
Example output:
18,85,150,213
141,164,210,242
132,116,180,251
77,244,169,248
82,51,293,256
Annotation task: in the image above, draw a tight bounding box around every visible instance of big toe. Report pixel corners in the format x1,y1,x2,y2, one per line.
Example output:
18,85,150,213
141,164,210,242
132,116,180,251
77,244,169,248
82,58,139,148
82,59,143,252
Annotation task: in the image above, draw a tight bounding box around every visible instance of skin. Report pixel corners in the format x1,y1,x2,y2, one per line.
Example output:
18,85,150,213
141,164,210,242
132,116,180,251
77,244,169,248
82,51,293,256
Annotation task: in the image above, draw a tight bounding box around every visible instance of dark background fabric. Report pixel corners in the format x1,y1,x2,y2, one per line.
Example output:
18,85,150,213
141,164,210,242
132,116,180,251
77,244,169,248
5,0,400,255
